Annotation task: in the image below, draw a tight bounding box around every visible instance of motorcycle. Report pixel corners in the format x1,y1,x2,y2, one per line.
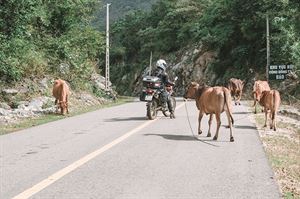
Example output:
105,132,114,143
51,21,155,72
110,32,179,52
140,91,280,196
140,76,177,120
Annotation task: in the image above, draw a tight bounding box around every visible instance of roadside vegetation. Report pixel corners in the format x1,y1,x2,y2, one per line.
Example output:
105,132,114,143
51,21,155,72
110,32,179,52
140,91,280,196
109,0,300,95
0,0,105,87
248,102,300,198
0,96,134,135
0,0,117,131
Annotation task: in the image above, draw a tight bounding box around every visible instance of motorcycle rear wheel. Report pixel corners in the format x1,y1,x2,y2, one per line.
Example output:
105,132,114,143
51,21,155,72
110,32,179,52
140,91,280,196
147,100,158,120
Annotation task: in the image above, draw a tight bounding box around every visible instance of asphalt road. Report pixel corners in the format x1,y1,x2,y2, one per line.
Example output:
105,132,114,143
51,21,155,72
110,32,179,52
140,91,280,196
0,99,281,199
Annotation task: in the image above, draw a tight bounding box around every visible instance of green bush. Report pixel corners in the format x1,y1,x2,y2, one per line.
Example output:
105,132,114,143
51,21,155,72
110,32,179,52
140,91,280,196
0,0,105,87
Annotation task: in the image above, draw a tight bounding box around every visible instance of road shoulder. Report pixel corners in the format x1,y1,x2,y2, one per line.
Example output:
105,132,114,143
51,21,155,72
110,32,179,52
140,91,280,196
245,101,300,198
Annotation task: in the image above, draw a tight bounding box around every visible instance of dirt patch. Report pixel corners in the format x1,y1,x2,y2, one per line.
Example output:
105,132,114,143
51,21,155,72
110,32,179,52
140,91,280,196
247,101,300,198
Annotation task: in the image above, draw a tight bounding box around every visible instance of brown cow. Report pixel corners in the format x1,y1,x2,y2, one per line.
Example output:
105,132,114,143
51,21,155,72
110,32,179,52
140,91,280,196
228,78,244,105
52,79,70,115
257,90,281,131
184,82,234,142
253,80,270,114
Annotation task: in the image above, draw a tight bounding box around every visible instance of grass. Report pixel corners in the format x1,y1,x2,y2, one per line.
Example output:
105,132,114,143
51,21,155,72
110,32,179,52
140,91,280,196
0,96,134,135
285,192,296,199
247,101,300,198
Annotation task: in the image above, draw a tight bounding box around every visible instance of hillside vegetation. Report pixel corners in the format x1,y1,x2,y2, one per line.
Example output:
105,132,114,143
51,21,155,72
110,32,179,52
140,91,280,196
1,0,299,96
93,0,157,29
0,0,104,88
109,0,300,95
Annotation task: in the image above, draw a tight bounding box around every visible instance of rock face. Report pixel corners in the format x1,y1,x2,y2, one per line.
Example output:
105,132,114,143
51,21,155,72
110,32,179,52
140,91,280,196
91,73,112,90
170,49,217,95
0,96,54,126
133,45,217,96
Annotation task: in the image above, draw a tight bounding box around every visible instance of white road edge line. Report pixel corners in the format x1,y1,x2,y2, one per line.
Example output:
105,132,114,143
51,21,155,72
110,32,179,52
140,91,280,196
12,102,185,199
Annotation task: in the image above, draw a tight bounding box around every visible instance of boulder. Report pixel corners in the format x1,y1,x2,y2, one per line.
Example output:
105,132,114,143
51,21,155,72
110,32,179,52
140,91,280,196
0,108,10,116
27,97,52,112
0,102,11,110
91,73,111,90
2,89,18,95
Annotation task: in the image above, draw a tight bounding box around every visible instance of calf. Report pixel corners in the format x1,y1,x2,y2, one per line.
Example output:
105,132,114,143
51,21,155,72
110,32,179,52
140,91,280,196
258,90,281,131
228,78,244,105
52,79,70,115
184,82,234,142
253,80,270,114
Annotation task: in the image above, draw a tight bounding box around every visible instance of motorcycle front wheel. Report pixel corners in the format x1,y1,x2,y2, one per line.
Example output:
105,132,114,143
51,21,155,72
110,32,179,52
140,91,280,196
147,100,158,120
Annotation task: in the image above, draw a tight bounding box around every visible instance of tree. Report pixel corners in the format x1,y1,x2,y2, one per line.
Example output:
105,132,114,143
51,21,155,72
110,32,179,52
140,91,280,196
0,0,105,83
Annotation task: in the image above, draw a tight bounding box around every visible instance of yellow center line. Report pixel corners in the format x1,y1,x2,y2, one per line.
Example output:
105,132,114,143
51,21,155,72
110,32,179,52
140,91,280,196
12,102,185,199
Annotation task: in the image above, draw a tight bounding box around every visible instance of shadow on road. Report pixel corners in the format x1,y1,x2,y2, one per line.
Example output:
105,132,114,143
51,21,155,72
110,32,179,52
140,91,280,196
145,133,196,141
234,125,257,130
233,111,251,115
144,133,222,147
104,117,147,122
221,124,257,130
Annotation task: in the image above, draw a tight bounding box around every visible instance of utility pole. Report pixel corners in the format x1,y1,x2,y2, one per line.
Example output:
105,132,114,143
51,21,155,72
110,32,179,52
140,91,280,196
266,14,270,82
149,51,152,75
105,3,111,90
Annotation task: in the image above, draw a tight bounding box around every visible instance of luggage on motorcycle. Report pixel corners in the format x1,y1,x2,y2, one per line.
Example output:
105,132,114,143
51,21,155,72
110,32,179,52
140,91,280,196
139,90,146,101
142,76,161,89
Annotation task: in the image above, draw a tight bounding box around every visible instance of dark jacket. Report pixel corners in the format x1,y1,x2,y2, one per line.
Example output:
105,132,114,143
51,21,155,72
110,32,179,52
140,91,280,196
154,69,174,87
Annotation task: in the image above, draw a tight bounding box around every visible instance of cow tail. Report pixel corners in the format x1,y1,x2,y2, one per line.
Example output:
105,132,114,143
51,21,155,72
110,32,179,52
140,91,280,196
224,89,234,125
61,83,68,102
272,90,280,120
253,91,257,107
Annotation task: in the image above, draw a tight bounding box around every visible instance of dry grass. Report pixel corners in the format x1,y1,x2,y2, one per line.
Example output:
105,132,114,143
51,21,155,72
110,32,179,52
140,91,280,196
247,101,300,199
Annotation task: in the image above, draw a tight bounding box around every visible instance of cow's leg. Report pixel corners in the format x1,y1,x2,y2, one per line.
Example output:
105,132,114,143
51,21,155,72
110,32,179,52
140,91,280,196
269,111,273,129
269,111,276,130
55,99,59,113
254,103,257,114
238,92,242,105
234,94,237,105
207,114,213,137
263,107,268,128
198,111,204,135
225,110,234,142
66,102,69,114
213,113,221,141
66,95,69,114
253,92,257,114
236,93,239,105
60,102,64,115
273,111,277,131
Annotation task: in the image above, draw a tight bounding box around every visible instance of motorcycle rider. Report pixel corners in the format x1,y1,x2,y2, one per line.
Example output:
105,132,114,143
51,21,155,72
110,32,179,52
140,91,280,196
154,59,175,118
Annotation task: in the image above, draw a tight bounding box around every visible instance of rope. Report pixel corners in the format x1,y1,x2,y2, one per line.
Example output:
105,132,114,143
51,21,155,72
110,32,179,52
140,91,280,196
184,100,198,139
184,100,219,147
